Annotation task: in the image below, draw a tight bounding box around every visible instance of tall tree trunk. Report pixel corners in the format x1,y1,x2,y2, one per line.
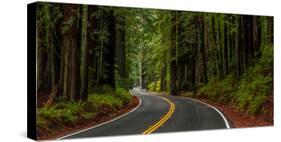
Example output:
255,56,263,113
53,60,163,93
116,15,127,80
80,5,89,101
43,4,56,90
267,17,273,44
256,16,262,57
170,11,177,96
160,63,166,91
101,9,116,89
243,16,249,69
236,16,242,79
248,16,254,61
37,10,45,93
240,16,246,72
253,16,258,56
193,16,200,94
139,59,142,88
87,6,98,90
58,38,65,99
211,16,218,77
216,16,224,79
97,7,104,88
223,18,229,75
219,18,224,79
72,6,81,101
200,15,208,84
62,4,80,101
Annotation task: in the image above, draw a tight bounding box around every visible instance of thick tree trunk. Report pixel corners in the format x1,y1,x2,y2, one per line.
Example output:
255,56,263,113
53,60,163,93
194,16,200,94
43,4,56,91
62,4,80,101
200,16,208,84
71,6,81,101
87,6,98,90
63,38,70,100
211,16,218,77
58,39,65,99
37,17,45,93
80,5,89,101
170,11,177,96
100,9,116,89
116,15,127,79
216,16,224,79
96,7,104,88
38,4,60,99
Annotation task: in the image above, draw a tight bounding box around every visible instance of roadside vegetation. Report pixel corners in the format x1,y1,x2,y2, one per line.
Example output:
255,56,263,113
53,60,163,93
197,44,273,115
37,87,132,136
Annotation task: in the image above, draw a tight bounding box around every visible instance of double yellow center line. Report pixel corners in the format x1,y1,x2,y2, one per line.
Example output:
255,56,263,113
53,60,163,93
142,96,175,134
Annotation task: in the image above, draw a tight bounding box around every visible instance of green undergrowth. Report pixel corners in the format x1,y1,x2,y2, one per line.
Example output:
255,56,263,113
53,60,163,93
198,73,237,104
235,45,273,114
147,80,161,92
37,87,132,134
196,45,273,115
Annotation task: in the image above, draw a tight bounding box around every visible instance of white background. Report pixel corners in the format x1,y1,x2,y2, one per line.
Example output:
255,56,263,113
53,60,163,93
0,0,279,141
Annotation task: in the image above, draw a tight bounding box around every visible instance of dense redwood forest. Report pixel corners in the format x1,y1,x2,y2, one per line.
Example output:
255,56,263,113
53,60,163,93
35,2,273,139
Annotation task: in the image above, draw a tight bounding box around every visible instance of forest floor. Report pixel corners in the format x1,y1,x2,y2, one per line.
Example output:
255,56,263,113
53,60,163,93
37,95,140,140
149,91,273,128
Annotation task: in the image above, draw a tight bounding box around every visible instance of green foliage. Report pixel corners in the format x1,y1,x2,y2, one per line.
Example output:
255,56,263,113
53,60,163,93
198,74,237,104
260,44,273,67
198,45,273,115
97,85,114,94
147,80,161,92
115,88,132,104
156,80,161,92
89,93,123,110
235,45,273,114
38,88,132,130
37,116,48,130
82,100,97,113
235,66,272,114
147,82,156,91
38,101,84,124
92,88,132,110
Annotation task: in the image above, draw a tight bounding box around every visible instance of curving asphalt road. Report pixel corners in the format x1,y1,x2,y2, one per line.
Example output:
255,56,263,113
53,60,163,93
60,88,230,139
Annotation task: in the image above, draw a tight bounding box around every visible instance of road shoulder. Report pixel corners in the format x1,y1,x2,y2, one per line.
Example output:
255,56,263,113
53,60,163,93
149,91,272,128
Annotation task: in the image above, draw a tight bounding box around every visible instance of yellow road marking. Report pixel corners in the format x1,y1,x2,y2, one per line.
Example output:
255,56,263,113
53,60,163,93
142,96,175,134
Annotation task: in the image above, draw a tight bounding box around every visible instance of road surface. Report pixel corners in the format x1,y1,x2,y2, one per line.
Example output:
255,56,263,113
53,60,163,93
60,88,230,139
